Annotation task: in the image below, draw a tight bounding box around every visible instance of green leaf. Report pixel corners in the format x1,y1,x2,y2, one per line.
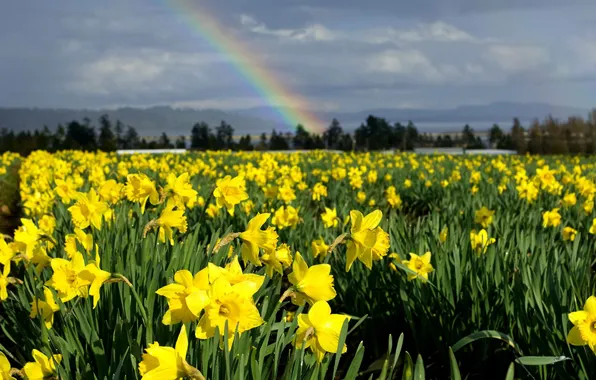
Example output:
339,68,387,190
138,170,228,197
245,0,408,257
343,342,364,380
413,355,425,380
452,330,518,354
515,356,570,366
504,362,515,380
402,352,413,380
449,347,461,380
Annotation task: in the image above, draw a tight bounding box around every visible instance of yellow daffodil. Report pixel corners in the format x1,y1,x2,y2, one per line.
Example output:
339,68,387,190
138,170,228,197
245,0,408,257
402,252,434,282
139,325,202,380
312,183,327,201
563,226,578,241
23,349,62,380
68,189,109,230
213,175,249,216
561,193,577,207
345,210,389,271
239,213,278,266
164,173,198,209
470,229,496,255
45,251,89,302
320,208,338,229
156,206,188,245
590,218,596,235
294,301,349,362
54,178,78,204
271,205,300,230
567,296,596,353
439,227,448,243
261,244,292,277
542,208,561,228
474,207,494,228
207,256,265,289
0,351,15,380
99,179,124,204
195,277,264,348
30,287,60,329
311,238,329,260
125,173,160,213
0,265,10,301
288,252,336,305
78,252,111,308
156,269,211,325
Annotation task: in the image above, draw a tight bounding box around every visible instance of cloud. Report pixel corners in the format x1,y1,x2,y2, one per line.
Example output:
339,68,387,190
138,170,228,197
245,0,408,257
240,14,336,41
484,44,549,72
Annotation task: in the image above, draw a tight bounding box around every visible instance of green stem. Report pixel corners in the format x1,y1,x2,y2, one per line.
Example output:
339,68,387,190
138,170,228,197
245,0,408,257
113,273,149,324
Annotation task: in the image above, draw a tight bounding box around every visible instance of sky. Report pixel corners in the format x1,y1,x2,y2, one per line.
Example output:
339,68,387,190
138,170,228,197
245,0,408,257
1,0,595,112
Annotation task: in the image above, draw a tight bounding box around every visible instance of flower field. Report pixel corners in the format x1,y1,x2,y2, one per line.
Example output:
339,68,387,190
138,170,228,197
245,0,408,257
1,150,596,379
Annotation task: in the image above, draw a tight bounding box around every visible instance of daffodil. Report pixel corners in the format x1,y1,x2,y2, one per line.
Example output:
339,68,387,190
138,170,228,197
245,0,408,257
470,229,496,255
68,189,109,230
0,236,14,272
156,269,211,325
288,252,336,305
261,244,292,277
213,175,249,216
195,277,264,348
30,287,60,329
54,178,78,204
207,256,265,289
45,251,89,302
13,218,41,257
271,205,300,229
345,210,388,271
474,207,494,228
439,227,448,243
590,218,596,235
542,208,561,228
0,265,10,301
23,349,62,380
402,252,434,282
64,228,94,258
561,193,577,207
312,183,327,201
0,351,15,380
294,301,349,362
320,208,338,229
156,206,188,245
164,173,198,209
563,226,578,241
78,252,111,308
99,179,124,204
311,238,329,260
239,213,278,266
567,296,596,352
125,173,160,213
139,325,203,380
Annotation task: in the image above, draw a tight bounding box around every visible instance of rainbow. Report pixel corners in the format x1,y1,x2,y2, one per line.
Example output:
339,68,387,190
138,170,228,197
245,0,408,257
162,0,326,134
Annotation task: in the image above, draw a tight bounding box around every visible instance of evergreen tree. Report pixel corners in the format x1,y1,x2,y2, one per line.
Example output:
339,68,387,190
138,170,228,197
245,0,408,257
191,122,211,150
323,118,343,149
175,135,186,149
98,114,117,151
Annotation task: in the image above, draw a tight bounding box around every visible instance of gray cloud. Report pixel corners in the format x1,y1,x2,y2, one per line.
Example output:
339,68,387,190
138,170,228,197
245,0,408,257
0,0,595,110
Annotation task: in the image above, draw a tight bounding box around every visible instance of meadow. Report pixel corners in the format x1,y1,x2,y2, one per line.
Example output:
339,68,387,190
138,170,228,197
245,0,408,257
0,149,596,379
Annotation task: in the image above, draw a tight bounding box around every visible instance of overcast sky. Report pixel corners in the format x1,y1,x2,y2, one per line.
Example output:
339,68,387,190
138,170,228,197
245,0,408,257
1,0,595,111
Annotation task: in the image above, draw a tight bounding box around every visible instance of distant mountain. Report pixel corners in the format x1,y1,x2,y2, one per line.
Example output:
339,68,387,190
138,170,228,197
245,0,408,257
238,102,590,131
0,106,282,137
0,102,590,136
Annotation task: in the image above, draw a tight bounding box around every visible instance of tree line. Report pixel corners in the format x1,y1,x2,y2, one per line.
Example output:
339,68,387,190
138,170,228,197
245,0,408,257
2,110,596,155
